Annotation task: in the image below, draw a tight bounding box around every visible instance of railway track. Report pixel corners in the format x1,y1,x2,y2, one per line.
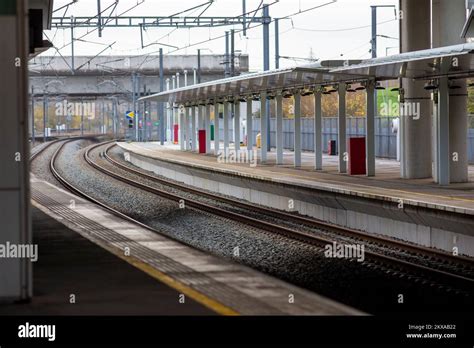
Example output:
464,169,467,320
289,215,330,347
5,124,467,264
50,139,474,293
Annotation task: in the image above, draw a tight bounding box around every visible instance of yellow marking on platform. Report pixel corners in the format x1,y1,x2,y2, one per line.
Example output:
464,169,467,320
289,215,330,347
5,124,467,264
109,247,240,316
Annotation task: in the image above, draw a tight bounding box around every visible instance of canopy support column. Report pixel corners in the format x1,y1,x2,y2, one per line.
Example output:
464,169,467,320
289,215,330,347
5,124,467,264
260,92,268,163
234,100,241,156
214,101,220,155
294,91,302,168
314,89,323,170
276,92,284,165
205,104,211,154
338,83,347,173
366,80,376,176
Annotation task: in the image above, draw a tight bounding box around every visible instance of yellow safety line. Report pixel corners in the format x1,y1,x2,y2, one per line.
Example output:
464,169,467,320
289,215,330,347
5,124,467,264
106,244,240,316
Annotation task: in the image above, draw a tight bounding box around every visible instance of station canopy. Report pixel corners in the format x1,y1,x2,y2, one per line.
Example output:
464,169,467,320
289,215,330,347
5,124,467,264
140,42,474,105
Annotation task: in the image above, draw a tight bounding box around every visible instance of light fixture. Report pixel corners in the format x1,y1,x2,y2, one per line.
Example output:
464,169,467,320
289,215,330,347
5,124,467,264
300,88,314,96
424,80,437,91
355,85,366,91
282,90,293,98
346,84,356,93
390,87,400,92
375,82,386,90
238,97,247,102
252,93,260,101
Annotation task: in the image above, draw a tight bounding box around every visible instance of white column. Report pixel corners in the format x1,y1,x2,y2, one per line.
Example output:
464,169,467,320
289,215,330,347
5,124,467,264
191,106,197,151
338,83,347,173
234,100,241,156
179,107,185,150
294,91,302,167
205,104,211,154
246,97,253,151
314,90,323,170
223,101,230,154
276,92,284,165
438,75,450,185
366,81,376,176
214,102,220,155
260,91,268,163
185,106,191,150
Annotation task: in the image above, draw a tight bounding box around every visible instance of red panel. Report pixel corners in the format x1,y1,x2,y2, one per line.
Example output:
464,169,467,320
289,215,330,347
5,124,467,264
198,130,206,154
348,137,366,175
173,124,179,144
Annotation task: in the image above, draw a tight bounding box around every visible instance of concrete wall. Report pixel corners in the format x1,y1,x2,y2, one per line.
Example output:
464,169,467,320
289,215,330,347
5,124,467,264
122,149,474,257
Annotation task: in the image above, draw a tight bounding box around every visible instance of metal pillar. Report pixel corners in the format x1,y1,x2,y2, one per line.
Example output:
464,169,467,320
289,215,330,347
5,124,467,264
191,105,197,151
260,91,268,163
159,48,165,145
214,101,220,155
263,5,271,151
400,0,431,179
366,80,376,176
179,107,185,150
438,75,450,185
294,92,302,168
80,98,84,136
0,0,31,302
43,95,48,141
70,16,75,74
338,83,347,173
31,87,35,144
432,0,468,183
185,107,191,150
205,104,211,154
223,101,230,153
234,100,240,155
276,92,283,165
230,29,235,77
246,97,253,152
371,6,377,58
275,18,280,69
225,32,230,77
314,90,323,170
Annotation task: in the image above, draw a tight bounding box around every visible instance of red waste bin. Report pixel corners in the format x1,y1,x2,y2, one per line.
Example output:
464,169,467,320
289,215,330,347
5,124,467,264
348,137,366,175
198,130,206,154
173,124,179,144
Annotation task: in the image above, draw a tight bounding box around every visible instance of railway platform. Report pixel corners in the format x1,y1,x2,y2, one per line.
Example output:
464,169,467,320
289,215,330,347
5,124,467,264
117,142,474,256
8,174,361,315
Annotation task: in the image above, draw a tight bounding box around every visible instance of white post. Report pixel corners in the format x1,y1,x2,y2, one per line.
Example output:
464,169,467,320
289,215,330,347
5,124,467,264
214,101,220,155
191,105,197,151
294,91,302,167
260,91,267,163
179,106,185,150
314,90,323,170
338,83,347,173
246,97,253,151
234,100,241,156
276,92,283,165
366,80,376,176
223,101,230,155
205,103,211,154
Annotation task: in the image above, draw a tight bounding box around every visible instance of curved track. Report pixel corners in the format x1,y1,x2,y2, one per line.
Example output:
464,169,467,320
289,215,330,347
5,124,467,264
53,140,473,293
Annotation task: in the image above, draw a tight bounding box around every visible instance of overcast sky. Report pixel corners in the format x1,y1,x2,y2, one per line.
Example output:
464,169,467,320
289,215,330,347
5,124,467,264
44,0,400,71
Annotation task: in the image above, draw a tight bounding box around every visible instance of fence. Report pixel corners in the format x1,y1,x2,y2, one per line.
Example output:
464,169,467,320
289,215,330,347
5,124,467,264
215,115,474,163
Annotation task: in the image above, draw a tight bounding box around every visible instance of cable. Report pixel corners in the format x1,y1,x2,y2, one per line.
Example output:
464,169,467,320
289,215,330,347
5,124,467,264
292,18,396,33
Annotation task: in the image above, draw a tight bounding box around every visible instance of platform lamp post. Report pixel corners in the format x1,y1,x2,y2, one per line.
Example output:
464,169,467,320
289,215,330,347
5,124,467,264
370,5,397,127
31,86,35,144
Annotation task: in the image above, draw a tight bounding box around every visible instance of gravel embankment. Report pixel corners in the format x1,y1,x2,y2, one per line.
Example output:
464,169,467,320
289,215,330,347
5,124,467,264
33,139,474,314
